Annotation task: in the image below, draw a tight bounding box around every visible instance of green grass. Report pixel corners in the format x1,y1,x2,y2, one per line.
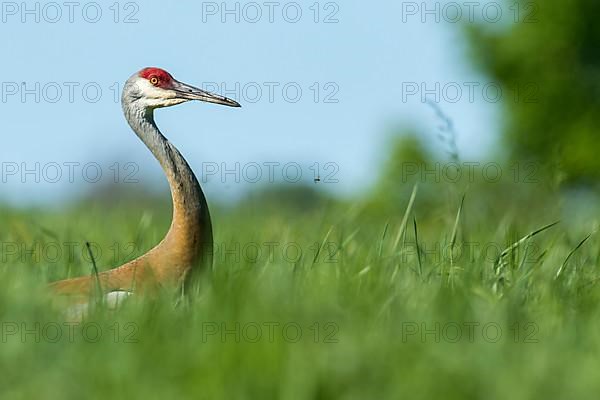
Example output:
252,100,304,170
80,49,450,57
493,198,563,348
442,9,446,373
2,184,600,399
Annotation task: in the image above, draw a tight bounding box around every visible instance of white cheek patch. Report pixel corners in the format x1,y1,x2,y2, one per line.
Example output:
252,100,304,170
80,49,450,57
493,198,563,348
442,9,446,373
132,77,186,108
134,78,171,98
160,98,188,107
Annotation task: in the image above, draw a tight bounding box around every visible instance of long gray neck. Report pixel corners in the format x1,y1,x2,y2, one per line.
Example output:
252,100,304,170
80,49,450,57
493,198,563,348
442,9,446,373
122,103,199,206
121,99,213,265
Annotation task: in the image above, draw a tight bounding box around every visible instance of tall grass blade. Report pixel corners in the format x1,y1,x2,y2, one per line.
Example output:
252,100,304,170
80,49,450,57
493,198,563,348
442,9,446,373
393,183,418,251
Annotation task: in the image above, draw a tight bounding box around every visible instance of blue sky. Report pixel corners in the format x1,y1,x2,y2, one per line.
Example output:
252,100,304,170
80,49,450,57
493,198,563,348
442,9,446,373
0,0,503,205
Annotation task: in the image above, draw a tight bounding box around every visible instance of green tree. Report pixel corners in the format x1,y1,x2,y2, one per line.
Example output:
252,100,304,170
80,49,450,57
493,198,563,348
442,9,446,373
466,0,600,182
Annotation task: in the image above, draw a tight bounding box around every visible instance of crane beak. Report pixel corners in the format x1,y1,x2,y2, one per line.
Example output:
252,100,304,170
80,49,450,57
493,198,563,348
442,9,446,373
172,80,241,107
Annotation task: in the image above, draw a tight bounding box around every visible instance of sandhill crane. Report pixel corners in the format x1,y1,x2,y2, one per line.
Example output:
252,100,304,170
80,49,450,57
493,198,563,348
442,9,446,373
49,67,240,309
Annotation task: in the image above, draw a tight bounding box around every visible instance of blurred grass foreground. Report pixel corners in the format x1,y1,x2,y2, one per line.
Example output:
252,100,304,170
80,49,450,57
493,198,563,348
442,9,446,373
2,139,600,399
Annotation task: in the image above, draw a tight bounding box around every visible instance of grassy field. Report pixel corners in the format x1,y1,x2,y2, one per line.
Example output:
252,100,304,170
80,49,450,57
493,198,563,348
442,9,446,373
2,178,600,399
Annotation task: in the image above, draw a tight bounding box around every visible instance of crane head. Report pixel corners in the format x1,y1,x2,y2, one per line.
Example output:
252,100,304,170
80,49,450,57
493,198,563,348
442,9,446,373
125,67,241,109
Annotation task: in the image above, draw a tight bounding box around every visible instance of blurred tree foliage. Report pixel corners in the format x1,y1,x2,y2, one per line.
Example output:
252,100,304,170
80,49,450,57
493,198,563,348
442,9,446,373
465,0,600,182
368,133,442,215
368,130,558,229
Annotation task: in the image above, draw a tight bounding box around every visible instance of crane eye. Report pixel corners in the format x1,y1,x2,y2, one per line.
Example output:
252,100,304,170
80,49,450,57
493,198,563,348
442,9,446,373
150,77,159,86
